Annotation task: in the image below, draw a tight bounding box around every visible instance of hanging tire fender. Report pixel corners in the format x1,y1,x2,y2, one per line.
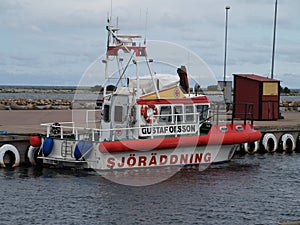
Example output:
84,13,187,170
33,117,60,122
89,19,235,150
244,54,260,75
243,141,259,154
27,146,40,166
0,144,21,167
261,133,278,152
279,133,296,152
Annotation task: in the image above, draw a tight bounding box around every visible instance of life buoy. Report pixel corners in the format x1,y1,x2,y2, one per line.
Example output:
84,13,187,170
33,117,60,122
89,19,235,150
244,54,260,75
0,144,21,167
141,105,146,116
142,104,158,124
27,146,40,166
261,133,278,152
243,141,259,154
279,133,296,152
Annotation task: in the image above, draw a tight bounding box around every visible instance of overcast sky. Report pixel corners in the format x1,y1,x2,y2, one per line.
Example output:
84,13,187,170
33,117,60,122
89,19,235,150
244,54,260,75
1,0,300,88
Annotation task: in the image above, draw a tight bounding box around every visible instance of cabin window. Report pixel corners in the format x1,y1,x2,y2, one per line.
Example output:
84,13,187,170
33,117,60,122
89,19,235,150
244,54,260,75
196,105,209,121
185,105,194,122
114,106,123,122
103,105,110,122
159,106,172,122
173,105,183,123
202,105,208,119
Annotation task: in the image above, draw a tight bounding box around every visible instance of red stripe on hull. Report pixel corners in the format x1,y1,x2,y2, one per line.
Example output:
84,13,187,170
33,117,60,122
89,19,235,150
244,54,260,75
99,124,261,153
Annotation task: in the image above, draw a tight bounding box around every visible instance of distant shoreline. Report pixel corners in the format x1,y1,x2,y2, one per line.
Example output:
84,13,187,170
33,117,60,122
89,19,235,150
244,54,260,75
0,86,95,94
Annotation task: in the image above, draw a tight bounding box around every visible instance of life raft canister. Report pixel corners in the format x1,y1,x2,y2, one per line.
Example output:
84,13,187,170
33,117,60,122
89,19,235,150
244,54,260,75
141,104,158,124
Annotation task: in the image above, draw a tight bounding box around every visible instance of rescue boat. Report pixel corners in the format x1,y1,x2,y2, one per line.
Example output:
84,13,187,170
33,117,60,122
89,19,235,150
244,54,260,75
34,18,261,171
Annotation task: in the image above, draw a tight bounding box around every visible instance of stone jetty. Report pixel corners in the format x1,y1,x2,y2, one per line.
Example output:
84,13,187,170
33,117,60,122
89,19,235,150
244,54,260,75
0,98,72,110
1,98,299,111
0,98,101,110
0,86,102,110
280,100,300,111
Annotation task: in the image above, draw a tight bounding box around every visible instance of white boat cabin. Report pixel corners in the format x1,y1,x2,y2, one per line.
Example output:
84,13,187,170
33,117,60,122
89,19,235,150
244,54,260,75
100,73,210,142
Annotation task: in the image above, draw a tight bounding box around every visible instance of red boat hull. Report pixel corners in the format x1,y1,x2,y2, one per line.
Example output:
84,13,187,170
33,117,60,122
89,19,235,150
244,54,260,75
99,124,261,153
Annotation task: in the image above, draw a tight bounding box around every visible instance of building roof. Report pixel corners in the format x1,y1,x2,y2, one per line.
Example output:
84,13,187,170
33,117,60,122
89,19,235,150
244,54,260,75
233,74,280,82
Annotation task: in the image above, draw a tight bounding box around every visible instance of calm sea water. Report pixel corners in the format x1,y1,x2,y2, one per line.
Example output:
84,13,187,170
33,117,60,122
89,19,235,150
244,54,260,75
0,153,299,225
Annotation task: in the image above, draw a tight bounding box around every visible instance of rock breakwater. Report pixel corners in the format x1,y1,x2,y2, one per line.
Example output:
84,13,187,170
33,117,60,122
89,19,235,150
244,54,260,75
280,100,300,111
0,98,299,111
0,98,72,110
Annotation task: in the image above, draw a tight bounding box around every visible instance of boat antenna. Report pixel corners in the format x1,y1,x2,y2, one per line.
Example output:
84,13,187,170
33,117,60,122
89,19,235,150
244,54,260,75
106,13,111,52
116,16,119,33
110,0,113,22
144,8,149,44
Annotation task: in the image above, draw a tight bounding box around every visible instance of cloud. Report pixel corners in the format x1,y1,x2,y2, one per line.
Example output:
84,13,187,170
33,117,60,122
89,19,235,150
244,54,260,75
0,0,300,87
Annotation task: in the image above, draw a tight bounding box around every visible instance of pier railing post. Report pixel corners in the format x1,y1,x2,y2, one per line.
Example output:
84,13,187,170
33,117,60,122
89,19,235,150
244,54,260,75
244,103,247,125
231,103,235,125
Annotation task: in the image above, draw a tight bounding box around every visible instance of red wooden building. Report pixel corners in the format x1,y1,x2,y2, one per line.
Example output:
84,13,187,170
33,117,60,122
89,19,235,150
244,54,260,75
233,74,280,121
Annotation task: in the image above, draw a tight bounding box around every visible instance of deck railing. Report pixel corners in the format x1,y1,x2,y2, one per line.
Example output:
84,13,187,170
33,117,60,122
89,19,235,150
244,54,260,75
209,102,254,125
41,103,255,142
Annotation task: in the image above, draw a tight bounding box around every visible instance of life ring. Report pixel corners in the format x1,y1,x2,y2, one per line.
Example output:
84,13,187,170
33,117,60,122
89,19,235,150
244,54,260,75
279,133,296,152
27,146,40,166
140,105,146,116
0,144,21,167
243,141,259,154
261,133,278,152
142,104,158,124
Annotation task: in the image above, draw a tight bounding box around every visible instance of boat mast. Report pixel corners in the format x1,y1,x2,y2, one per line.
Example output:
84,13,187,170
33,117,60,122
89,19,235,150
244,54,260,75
144,10,160,99
115,17,124,86
103,15,111,97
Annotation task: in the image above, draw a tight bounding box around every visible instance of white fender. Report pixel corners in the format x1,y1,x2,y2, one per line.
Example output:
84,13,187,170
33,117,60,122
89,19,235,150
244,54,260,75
262,133,278,152
280,133,296,152
27,146,40,166
243,141,259,154
0,144,21,167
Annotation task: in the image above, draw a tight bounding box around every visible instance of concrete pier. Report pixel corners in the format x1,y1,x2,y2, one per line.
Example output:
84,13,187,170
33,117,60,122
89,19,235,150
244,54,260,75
254,111,300,130
1,110,299,133
0,110,72,133
0,110,299,166
0,110,72,166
